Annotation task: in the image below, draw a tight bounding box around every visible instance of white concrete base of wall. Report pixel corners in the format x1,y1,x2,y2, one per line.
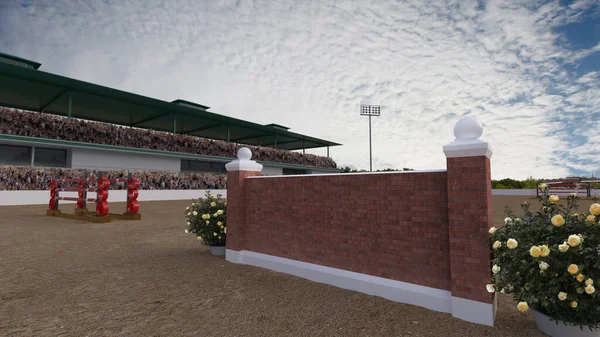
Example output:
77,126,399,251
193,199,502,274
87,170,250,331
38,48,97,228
451,294,496,326
0,190,227,206
226,249,496,326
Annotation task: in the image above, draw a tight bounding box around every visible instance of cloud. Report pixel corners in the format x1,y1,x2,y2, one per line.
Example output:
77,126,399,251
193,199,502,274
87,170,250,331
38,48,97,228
0,0,599,179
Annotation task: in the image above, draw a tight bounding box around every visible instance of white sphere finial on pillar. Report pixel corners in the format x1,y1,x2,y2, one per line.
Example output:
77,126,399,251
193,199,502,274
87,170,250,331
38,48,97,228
237,147,252,161
443,115,492,159
454,116,483,140
226,147,263,172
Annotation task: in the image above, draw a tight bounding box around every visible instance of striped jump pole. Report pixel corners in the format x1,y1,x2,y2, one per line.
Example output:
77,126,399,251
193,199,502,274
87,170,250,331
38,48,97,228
48,175,110,217
54,187,98,192
52,197,97,202
55,177,131,183
53,178,98,183
47,171,141,222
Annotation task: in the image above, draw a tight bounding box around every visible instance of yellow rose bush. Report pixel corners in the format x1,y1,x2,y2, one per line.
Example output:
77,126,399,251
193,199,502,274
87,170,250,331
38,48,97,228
184,190,227,247
488,192,600,330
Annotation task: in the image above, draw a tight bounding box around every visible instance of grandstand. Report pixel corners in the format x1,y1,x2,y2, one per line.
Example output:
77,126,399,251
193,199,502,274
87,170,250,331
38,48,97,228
0,52,342,189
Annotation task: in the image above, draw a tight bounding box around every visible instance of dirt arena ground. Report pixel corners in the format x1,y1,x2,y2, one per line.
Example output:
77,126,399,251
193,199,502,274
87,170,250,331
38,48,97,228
0,195,596,337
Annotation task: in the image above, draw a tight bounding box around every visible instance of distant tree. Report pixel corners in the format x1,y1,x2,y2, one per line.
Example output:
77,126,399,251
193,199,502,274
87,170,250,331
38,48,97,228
523,176,541,189
340,166,367,173
491,176,547,189
492,178,525,189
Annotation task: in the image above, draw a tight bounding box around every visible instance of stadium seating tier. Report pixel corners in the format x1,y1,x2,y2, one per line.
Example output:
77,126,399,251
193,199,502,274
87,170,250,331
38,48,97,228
0,108,337,169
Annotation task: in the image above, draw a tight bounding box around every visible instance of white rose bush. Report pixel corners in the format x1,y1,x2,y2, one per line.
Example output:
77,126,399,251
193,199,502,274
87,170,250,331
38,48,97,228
488,185,600,331
184,190,227,247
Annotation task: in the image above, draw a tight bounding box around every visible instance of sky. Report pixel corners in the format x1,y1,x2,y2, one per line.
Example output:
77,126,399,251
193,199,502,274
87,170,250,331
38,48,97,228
0,0,599,180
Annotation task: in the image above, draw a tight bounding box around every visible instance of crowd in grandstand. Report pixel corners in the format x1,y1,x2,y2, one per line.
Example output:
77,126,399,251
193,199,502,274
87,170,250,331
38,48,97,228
0,108,337,168
0,166,226,191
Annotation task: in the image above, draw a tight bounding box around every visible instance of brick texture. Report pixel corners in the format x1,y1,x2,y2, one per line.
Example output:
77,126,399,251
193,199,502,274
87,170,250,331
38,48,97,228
227,158,493,302
226,170,262,252
241,172,452,291
446,156,494,304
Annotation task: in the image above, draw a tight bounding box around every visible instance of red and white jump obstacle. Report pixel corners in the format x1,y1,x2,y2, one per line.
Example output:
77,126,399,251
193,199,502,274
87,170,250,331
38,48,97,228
46,172,141,223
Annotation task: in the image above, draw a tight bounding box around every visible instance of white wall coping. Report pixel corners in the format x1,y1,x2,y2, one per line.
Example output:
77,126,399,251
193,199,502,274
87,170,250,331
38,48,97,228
248,169,448,179
443,139,493,159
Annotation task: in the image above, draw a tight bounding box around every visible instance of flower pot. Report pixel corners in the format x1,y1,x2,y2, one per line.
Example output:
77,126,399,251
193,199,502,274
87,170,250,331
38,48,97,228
532,309,600,337
209,246,226,256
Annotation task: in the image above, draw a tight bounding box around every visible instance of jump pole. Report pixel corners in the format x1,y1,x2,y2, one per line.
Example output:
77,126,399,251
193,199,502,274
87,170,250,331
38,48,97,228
46,174,111,223
74,171,142,220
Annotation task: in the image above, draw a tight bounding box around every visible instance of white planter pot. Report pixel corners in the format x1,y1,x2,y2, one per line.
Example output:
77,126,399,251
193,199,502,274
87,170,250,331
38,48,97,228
209,246,226,256
533,309,600,337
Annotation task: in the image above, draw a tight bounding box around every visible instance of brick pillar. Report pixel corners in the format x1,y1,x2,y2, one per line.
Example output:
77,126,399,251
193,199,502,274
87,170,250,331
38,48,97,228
443,116,496,326
224,147,262,263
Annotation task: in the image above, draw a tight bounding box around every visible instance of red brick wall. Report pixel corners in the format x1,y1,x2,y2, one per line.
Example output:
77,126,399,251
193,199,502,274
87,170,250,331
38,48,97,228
225,170,262,252
447,156,494,304
242,172,452,292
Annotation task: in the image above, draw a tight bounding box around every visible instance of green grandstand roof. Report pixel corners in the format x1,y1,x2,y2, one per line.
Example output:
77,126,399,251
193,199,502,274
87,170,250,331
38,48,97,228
171,99,210,110
0,52,41,70
0,53,341,151
265,123,290,131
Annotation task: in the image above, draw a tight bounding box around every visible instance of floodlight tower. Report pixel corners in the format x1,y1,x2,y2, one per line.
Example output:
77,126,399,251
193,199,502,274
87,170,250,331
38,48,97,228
360,104,381,172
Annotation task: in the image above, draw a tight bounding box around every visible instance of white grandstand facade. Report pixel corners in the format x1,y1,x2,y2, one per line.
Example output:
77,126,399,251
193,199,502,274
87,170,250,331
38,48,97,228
0,135,336,176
